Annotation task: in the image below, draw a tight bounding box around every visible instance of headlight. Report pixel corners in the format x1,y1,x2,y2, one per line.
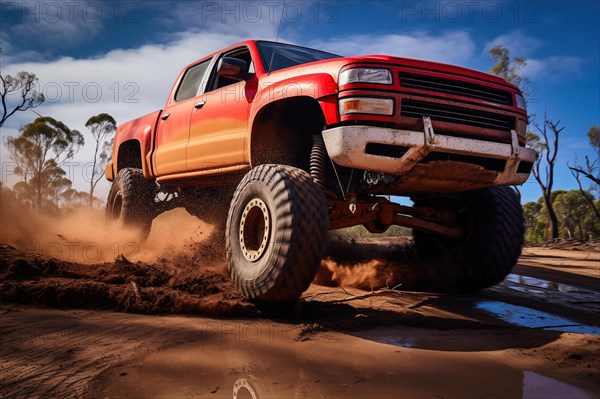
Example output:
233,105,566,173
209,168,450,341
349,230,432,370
339,97,394,116
515,93,527,110
339,68,393,86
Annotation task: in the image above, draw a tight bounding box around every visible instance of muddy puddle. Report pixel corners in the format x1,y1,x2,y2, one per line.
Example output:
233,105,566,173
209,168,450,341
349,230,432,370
475,300,600,335
504,273,600,300
522,371,591,399
95,323,595,399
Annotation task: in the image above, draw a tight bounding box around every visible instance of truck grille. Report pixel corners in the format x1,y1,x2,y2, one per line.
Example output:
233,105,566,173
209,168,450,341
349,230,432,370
401,99,516,132
399,72,513,105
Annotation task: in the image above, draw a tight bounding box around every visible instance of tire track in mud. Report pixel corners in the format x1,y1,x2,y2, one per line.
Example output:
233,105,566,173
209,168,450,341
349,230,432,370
0,307,222,398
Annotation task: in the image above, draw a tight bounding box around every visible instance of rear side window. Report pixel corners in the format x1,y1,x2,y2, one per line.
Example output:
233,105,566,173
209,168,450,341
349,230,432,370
175,59,211,102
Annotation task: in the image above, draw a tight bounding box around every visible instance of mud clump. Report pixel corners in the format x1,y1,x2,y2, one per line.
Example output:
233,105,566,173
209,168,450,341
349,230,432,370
0,244,256,317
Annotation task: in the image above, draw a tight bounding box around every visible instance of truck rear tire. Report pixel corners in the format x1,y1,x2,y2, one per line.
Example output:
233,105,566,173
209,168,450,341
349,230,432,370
226,164,329,301
106,168,157,240
413,186,524,292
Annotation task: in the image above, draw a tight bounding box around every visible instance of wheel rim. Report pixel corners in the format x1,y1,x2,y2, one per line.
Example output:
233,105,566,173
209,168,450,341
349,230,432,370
239,198,271,262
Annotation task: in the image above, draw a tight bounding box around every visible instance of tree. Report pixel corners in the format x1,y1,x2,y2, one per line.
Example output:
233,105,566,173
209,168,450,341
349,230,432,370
569,125,600,184
554,191,590,240
523,199,545,244
489,45,530,93
489,45,532,201
85,113,117,207
4,116,84,210
60,188,103,209
528,110,564,240
589,124,600,156
522,191,600,244
568,125,600,220
0,48,45,127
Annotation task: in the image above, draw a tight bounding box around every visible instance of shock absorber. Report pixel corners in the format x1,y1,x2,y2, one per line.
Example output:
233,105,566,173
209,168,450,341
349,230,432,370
310,135,328,191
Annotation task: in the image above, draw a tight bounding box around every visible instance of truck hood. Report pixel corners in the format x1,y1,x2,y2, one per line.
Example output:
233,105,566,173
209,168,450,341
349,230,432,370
266,54,517,92
341,54,517,89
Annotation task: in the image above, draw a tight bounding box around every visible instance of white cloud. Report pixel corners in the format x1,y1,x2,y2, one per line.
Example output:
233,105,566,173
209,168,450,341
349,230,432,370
484,30,544,57
484,30,584,80
308,30,476,65
521,56,584,79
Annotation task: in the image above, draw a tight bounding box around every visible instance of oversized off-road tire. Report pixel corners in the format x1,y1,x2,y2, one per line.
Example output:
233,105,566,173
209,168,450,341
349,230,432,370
413,186,524,292
226,164,329,301
106,168,157,240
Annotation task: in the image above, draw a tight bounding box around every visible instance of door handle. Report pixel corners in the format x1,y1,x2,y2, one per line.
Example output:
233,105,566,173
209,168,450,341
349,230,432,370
194,101,206,109
161,112,170,120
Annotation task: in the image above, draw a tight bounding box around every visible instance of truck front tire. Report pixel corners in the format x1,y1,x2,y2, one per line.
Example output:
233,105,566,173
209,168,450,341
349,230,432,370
226,164,329,301
106,168,157,240
413,186,524,292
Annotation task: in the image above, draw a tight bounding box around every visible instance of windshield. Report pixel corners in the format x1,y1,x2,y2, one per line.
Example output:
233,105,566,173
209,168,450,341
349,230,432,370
257,41,341,73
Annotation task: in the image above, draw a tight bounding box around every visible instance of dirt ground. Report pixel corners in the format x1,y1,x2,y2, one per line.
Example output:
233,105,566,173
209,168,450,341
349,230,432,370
0,203,599,398
0,238,599,398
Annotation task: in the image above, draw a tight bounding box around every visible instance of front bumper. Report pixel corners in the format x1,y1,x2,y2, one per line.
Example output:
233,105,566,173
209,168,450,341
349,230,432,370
322,117,536,187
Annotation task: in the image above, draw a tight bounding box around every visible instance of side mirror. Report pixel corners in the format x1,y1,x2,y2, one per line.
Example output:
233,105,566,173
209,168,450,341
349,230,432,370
217,57,249,81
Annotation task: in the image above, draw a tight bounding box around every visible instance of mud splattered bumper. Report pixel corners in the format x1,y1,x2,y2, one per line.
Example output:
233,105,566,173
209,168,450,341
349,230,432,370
322,117,536,189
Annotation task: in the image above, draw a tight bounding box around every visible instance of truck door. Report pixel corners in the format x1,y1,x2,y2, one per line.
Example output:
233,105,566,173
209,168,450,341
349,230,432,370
153,58,212,176
186,47,256,171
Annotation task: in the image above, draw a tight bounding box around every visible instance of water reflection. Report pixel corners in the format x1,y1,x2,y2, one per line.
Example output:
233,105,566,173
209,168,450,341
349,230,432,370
475,300,600,335
523,371,591,399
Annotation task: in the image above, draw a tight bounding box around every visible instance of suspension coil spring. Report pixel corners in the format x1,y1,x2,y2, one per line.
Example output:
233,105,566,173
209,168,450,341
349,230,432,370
310,135,328,191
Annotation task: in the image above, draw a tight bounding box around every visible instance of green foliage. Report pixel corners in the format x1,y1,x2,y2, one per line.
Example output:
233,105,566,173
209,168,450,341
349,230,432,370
332,224,412,238
588,124,600,158
3,116,84,211
525,130,546,154
523,190,600,244
489,45,530,93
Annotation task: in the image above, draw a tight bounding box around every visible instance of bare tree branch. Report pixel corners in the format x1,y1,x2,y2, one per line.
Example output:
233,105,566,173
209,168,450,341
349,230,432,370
569,165,600,186
530,109,562,239
0,68,45,127
568,163,600,221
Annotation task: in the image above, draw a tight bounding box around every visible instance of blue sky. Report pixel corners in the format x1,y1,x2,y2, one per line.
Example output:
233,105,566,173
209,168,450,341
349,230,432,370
0,0,598,203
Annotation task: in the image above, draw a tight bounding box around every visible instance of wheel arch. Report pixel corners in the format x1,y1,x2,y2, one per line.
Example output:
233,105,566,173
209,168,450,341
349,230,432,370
116,139,143,171
249,96,328,172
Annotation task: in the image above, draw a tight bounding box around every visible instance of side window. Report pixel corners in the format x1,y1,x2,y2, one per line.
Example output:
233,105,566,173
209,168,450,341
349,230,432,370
174,58,211,102
207,47,254,92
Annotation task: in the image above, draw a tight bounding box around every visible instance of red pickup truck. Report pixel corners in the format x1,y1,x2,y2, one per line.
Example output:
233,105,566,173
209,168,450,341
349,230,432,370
105,40,536,301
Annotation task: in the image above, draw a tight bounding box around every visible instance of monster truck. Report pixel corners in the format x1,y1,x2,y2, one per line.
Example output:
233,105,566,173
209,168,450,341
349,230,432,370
105,40,536,301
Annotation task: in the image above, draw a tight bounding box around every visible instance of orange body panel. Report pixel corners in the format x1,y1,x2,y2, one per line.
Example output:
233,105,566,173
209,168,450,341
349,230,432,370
186,78,253,171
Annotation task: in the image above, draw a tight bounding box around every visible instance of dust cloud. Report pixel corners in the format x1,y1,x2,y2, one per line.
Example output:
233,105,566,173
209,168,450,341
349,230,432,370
315,237,419,290
1,187,431,293
0,189,214,265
